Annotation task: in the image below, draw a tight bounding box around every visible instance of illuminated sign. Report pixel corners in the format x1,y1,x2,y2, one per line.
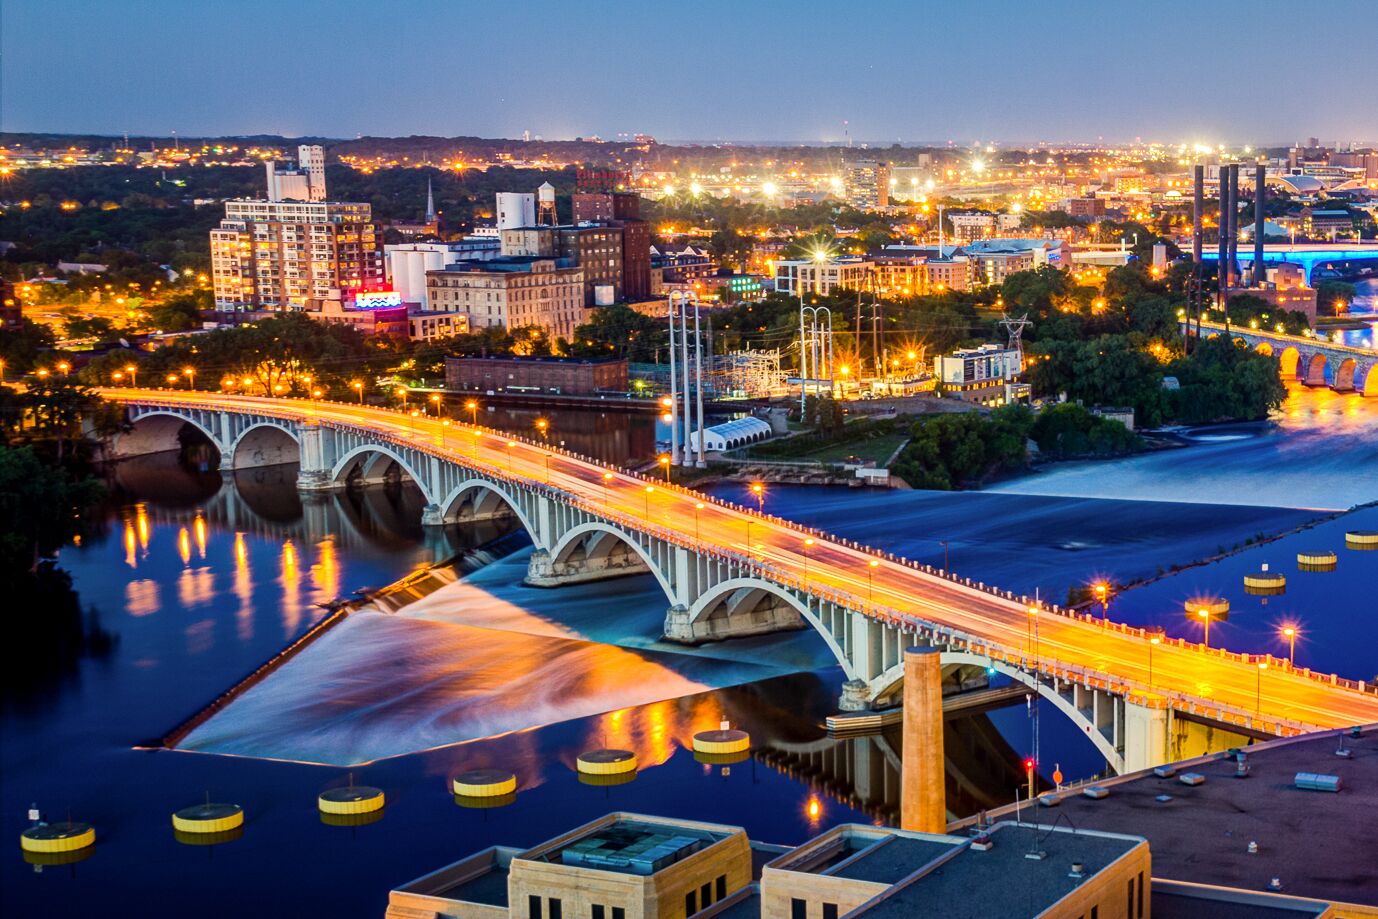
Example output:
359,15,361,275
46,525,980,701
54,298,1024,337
354,290,402,309
577,168,632,192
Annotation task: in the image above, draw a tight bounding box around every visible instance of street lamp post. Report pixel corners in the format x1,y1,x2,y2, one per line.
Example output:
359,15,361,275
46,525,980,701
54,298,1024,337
602,471,613,507
1281,626,1297,666
505,441,516,474
1094,582,1110,623
659,455,671,483
1147,628,1164,689
1198,608,1211,649
939,539,950,573
126,364,138,388
1256,662,1268,714
441,418,451,446
643,486,654,521
409,409,420,435
467,400,479,426
535,418,548,441
867,559,879,601
694,502,704,541
182,366,195,389
751,483,764,514
802,537,814,587
353,381,364,403
431,393,443,417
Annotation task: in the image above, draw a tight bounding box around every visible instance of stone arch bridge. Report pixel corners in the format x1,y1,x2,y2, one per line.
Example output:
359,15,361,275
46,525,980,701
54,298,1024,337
104,391,1378,775
1188,319,1375,394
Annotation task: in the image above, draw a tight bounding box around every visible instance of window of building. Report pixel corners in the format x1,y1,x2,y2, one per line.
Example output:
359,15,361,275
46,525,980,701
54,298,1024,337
550,899,562,919
700,883,711,908
529,896,542,919
593,907,605,919
1090,907,1098,919
685,891,696,916
822,905,838,919
612,909,624,919
1138,872,1145,917
790,898,807,919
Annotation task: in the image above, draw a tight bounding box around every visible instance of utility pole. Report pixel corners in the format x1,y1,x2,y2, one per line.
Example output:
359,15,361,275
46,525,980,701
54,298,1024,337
668,291,681,465
694,297,706,468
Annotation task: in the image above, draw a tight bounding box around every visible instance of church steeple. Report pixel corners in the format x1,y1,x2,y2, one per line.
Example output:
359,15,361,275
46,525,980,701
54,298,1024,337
425,178,436,224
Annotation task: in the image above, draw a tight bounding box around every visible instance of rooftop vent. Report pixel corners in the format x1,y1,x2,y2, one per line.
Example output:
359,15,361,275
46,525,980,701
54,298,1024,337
1082,786,1109,800
1268,878,1283,892
970,835,993,852
1153,765,1176,778
1179,773,1205,786
1068,861,1085,879
1294,772,1342,793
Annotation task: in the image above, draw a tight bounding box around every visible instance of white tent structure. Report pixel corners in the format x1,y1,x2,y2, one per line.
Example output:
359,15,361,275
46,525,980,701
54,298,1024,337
689,417,772,453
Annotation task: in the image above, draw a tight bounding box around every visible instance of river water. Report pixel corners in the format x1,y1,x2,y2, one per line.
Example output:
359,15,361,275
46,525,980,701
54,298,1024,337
3,385,1375,918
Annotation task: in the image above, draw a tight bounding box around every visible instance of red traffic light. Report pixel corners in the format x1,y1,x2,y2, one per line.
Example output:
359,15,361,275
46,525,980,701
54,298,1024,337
1024,758,1035,772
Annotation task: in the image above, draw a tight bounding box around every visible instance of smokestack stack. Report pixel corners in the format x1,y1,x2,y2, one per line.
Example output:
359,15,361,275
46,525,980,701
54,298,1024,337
1193,165,1204,263
1253,164,1266,286
1223,167,1234,311
1227,165,1240,289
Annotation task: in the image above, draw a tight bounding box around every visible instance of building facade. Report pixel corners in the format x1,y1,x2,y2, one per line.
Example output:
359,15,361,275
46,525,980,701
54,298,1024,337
210,199,385,311
773,257,874,297
444,355,628,395
426,257,587,339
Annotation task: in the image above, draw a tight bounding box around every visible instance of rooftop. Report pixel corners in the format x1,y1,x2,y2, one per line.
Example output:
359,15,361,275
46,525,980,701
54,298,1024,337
527,815,732,877
971,726,1378,908
855,823,1145,919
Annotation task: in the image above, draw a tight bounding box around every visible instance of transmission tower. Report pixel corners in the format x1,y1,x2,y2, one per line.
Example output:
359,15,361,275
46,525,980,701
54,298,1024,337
999,312,1032,362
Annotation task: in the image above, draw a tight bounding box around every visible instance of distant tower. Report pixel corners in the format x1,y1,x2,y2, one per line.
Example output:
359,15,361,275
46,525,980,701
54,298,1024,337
298,144,326,201
425,177,436,225
537,182,557,225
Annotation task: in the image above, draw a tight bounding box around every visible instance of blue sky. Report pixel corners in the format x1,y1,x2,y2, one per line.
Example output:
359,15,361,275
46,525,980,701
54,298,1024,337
5,0,1376,144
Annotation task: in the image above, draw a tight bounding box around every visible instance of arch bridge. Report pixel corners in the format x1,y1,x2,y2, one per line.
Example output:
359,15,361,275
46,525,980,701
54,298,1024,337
1186,320,1375,395
103,390,1378,775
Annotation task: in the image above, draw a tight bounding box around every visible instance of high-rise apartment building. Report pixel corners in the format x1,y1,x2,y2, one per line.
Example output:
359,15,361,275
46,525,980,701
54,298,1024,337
210,200,384,310
845,162,889,209
210,146,385,311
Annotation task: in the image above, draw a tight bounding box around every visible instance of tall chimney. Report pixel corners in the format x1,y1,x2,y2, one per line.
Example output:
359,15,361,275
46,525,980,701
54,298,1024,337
1227,165,1240,290
1193,165,1204,263
1253,164,1266,286
1223,166,1234,308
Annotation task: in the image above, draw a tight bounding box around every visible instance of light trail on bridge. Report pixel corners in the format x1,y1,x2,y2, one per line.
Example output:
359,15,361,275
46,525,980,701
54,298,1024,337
104,390,1378,740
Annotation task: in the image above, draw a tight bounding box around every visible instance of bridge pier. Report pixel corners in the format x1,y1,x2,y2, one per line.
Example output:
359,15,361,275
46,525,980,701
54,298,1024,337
1121,700,1171,774
524,545,650,588
420,504,446,527
295,421,339,491
838,680,872,713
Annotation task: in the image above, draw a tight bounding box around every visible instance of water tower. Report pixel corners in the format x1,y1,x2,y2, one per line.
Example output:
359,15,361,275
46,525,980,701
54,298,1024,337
537,182,557,226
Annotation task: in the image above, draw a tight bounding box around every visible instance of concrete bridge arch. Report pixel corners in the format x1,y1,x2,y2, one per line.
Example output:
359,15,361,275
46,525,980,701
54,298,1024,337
112,408,225,462
227,421,300,469
531,521,675,595
331,443,433,501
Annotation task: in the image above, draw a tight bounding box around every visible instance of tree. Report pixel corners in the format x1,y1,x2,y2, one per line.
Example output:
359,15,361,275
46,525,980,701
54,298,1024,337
0,445,103,578
567,305,667,362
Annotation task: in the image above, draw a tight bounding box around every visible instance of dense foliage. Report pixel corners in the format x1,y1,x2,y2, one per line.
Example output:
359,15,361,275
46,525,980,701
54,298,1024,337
891,405,1033,490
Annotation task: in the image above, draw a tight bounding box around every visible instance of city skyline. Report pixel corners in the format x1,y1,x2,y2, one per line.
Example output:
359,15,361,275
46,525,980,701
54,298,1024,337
6,0,1378,144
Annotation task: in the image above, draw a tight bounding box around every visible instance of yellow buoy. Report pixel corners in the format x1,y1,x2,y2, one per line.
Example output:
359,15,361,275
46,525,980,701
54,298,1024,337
171,803,244,835
20,821,95,854
1243,570,1286,595
578,770,637,787
1345,530,1378,550
23,844,95,867
1184,597,1229,619
1297,551,1337,571
693,729,750,755
318,786,385,816
576,749,637,776
321,809,385,827
694,749,749,766
173,825,244,846
453,791,517,810
452,769,517,798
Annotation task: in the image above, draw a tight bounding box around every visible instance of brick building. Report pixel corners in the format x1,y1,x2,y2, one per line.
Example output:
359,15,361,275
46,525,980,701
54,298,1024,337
444,355,628,395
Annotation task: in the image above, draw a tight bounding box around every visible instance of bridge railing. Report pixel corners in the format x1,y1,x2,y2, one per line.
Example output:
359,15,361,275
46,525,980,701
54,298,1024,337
116,391,1378,707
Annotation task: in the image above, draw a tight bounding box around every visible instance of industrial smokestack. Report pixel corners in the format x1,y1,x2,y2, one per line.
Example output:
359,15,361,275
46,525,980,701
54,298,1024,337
1253,164,1266,286
1227,165,1240,290
1193,165,1204,263
1223,167,1234,311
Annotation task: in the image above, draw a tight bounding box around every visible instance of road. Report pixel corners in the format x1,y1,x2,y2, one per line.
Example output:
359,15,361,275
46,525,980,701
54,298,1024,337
106,389,1378,735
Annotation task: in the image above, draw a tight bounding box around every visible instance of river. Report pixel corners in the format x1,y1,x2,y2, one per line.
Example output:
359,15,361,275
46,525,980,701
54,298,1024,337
3,385,1375,918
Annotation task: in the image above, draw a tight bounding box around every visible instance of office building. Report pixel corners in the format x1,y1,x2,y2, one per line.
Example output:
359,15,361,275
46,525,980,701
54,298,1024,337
386,814,1149,919
502,225,625,306
845,162,889,209
210,199,385,311
445,355,628,395
426,256,586,339
1067,196,1107,219
947,211,996,241
773,256,873,297
574,192,652,301
935,343,1023,403
387,240,501,308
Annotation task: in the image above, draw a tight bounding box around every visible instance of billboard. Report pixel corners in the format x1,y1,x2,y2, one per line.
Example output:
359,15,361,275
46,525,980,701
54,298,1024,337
354,290,403,309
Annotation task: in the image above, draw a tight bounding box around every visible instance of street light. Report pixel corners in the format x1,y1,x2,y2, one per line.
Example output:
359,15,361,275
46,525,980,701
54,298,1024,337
398,386,408,408
1147,627,1164,689
867,559,879,601
1281,625,1298,666
505,441,516,473
466,399,479,426
750,482,764,513
182,365,196,389
56,360,71,376
1198,608,1211,649
409,409,420,434
125,363,138,387
166,373,179,386
602,471,614,507
352,380,364,403
644,485,654,520
802,537,815,586
112,371,124,384
441,418,451,446
535,418,549,441
1256,662,1268,713
694,502,704,541
1093,581,1110,623
659,455,671,482
430,393,442,416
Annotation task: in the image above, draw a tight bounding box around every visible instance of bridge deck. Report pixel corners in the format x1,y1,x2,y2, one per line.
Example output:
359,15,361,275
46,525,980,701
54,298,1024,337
105,390,1378,736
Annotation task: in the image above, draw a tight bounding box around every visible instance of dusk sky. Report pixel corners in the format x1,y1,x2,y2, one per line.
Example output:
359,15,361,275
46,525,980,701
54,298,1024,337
6,0,1377,144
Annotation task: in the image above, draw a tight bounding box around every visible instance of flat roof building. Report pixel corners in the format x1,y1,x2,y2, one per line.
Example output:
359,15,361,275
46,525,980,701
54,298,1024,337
444,355,628,395
427,257,587,340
